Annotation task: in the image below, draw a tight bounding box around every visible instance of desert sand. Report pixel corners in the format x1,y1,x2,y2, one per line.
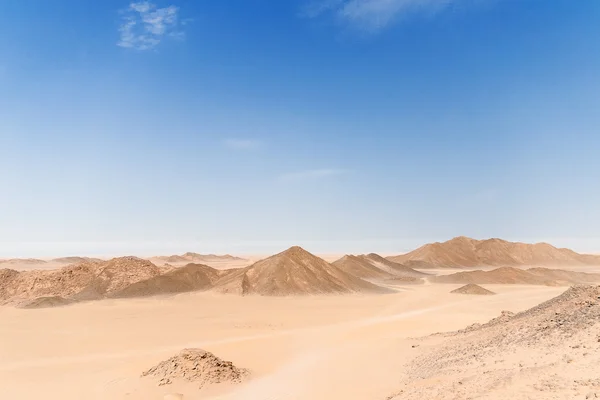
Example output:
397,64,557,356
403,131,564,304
2,239,600,399
0,283,571,400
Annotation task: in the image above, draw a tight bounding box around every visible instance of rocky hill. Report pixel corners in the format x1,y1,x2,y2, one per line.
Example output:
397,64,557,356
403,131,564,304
213,246,387,296
0,257,163,306
388,236,600,268
109,263,225,298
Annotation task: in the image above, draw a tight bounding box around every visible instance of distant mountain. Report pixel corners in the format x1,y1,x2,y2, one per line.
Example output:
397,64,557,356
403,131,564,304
388,236,600,268
151,252,247,264
52,257,104,264
213,246,386,296
0,258,47,266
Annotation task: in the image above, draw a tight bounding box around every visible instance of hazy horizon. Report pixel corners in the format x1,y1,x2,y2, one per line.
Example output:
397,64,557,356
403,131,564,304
2,236,600,259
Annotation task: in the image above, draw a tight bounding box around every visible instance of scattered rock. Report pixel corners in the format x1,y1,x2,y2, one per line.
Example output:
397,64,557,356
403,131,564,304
142,348,249,388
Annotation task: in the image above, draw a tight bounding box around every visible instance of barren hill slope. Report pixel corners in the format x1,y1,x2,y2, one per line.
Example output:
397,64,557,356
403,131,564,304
390,285,600,399
388,236,600,268
361,253,428,278
213,246,386,296
332,253,427,285
332,255,396,279
109,263,225,298
433,266,600,286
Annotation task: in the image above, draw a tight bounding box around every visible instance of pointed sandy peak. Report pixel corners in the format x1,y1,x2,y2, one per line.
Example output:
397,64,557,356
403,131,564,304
266,246,325,263
279,245,311,256
213,246,385,295
451,284,496,295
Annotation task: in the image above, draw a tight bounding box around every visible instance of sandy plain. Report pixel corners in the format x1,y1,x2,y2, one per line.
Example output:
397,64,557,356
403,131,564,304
0,280,566,400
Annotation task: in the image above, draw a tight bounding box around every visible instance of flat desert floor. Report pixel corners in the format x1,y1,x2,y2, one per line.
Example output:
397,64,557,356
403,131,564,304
0,283,566,400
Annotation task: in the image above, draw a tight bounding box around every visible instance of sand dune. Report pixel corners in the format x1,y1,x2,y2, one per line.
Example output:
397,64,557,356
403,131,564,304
213,246,386,296
389,236,600,268
433,266,600,286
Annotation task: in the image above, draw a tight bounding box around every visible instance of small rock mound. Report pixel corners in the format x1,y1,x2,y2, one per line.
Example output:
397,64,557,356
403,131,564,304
451,283,495,295
142,348,250,388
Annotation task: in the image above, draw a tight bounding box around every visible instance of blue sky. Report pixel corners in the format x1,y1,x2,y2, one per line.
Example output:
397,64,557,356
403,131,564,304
1,0,600,257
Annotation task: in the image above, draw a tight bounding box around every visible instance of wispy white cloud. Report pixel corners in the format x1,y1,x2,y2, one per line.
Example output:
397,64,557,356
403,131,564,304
305,0,466,31
118,2,184,50
279,168,348,182
223,139,261,150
